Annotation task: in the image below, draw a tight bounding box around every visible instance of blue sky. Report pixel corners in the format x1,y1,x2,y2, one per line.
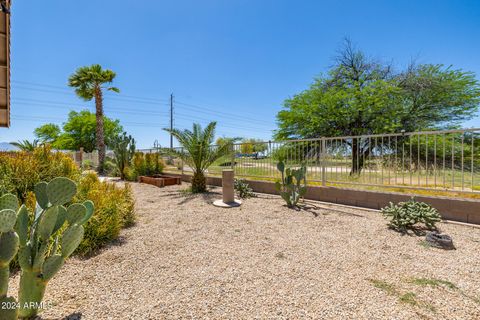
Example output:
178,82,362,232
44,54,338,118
3,0,480,148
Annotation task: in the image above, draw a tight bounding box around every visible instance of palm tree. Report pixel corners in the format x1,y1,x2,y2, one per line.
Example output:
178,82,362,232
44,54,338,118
10,139,39,151
68,64,119,173
164,122,232,193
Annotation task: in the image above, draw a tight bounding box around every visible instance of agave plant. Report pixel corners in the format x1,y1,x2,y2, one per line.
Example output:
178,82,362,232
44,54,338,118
164,122,232,193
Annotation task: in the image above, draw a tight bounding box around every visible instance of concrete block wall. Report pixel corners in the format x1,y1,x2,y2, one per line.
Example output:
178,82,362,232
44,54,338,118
169,173,480,225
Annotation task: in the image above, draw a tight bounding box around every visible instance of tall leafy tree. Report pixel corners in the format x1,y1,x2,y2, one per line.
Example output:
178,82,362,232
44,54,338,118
34,123,61,143
240,138,268,154
34,110,123,152
164,122,231,193
275,40,480,174
68,64,120,172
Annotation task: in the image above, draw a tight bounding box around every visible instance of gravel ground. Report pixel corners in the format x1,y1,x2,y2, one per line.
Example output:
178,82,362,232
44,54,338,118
9,182,480,320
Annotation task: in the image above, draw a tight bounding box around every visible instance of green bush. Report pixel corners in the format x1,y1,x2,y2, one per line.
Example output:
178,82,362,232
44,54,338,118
0,145,80,200
234,178,255,199
74,172,135,255
82,159,94,170
381,198,441,232
0,147,135,260
127,152,164,181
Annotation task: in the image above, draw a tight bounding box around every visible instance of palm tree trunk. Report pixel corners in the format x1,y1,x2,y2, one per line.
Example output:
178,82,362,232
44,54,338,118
192,170,206,193
95,87,106,174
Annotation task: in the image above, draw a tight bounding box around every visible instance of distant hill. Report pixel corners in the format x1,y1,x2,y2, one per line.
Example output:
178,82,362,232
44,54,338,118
0,142,19,151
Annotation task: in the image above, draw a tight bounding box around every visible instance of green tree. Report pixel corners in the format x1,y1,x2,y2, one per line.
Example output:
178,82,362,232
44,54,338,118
164,122,231,193
33,123,61,143
240,138,268,155
275,40,480,174
69,64,120,173
34,110,123,152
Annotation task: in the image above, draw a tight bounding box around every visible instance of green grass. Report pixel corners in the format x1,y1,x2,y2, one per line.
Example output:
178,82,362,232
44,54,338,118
369,279,437,313
368,279,398,295
409,278,458,290
399,292,418,306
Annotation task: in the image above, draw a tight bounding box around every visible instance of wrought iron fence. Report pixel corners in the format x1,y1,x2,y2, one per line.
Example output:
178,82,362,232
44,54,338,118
141,128,480,194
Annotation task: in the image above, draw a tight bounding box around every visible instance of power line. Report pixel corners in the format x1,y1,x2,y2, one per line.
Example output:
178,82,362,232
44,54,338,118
12,85,170,106
12,100,169,116
175,100,274,125
174,114,273,131
12,80,276,135
12,80,169,103
12,81,275,125
11,115,168,128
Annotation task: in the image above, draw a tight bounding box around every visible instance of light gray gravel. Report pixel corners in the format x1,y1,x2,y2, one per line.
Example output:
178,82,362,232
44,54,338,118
9,182,480,319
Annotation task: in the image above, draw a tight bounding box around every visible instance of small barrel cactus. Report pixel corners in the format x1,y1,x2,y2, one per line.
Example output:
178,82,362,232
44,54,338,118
0,177,94,319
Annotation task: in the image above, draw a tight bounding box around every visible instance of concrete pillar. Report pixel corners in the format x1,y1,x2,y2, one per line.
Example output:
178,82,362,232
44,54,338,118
213,169,241,208
222,169,235,203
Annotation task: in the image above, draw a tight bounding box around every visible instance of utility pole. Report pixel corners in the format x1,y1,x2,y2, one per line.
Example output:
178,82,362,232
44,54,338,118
170,93,174,149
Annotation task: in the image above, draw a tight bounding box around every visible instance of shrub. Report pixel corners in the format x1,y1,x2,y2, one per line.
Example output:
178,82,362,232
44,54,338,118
74,172,135,255
0,145,80,200
128,151,164,180
381,198,441,232
234,178,255,199
103,158,119,177
82,159,94,170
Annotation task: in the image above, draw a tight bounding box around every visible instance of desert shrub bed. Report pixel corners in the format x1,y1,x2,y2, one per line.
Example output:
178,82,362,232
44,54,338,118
0,146,80,200
0,147,135,259
125,152,165,181
74,172,135,255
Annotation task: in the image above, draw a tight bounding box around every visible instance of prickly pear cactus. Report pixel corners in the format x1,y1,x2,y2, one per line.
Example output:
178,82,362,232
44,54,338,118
0,194,19,320
2,177,95,319
275,161,307,208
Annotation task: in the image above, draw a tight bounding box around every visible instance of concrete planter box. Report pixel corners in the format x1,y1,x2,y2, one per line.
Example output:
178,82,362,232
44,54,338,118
138,175,181,188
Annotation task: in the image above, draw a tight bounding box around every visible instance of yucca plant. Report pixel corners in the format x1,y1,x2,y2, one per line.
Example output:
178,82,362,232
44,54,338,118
164,122,231,193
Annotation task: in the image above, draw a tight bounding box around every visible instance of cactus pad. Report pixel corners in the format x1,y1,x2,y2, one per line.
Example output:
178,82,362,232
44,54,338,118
0,296,19,319
0,193,18,212
61,224,84,258
42,254,65,281
18,243,32,270
0,231,19,266
15,205,30,246
0,209,17,233
79,200,95,225
46,177,77,206
34,181,49,209
52,205,67,234
66,203,87,225
37,206,58,240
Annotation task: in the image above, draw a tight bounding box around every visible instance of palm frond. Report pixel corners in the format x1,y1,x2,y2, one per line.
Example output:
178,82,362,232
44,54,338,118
10,139,39,151
163,121,230,174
